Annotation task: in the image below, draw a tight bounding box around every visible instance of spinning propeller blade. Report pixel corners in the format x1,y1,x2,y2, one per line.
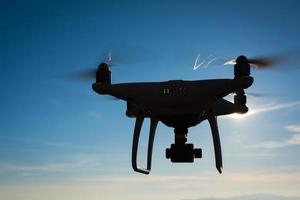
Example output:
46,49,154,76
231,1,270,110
224,49,299,69
64,69,97,81
63,50,113,81
246,92,271,97
230,92,270,98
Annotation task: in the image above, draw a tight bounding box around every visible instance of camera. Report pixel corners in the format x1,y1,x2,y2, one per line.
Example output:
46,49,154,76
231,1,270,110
166,143,202,162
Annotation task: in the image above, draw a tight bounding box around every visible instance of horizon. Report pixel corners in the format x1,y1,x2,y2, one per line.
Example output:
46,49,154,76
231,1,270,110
1,1,300,200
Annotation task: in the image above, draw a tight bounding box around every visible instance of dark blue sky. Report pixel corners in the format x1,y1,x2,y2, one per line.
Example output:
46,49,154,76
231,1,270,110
1,1,300,199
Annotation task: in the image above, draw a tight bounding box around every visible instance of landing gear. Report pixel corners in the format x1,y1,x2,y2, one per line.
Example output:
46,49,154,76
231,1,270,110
166,128,202,162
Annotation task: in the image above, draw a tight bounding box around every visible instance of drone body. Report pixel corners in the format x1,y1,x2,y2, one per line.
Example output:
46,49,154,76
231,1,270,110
92,55,253,174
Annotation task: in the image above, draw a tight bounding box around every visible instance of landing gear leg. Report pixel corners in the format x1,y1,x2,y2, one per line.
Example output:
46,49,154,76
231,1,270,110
207,111,223,173
132,116,158,174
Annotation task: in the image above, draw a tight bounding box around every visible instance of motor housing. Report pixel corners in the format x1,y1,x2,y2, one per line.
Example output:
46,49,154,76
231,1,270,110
96,63,111,84
234,56,251,106
234,89,247,105
234,55,250,78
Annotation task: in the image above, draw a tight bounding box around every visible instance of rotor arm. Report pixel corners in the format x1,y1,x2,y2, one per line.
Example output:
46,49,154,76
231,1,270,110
207,111,223,174
132,115,158,174
214,99,248,116
214,99,236,116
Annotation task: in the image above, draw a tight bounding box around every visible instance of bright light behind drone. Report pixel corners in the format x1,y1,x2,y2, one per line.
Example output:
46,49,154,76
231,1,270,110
228,101,300,120
229,113,248,120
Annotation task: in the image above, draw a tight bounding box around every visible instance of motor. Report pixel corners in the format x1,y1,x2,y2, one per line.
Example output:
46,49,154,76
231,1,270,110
96,63,111,84
233,55,250,106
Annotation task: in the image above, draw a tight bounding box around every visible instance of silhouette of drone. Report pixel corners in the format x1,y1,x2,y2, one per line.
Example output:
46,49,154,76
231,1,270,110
82,54,282,175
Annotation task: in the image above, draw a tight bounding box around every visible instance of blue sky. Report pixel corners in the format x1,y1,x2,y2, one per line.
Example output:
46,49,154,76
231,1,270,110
1,0,300,200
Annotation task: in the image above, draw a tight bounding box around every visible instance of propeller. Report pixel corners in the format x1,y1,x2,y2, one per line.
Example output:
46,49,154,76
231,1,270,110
246,92,271,97
229,92,270,98
224,49,299,69
63,50,113,81
64,46,149,81
224,56,281,69
65,69,97,81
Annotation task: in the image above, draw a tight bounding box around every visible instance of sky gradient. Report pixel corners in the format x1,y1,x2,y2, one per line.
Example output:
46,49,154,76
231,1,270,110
1,1,300,200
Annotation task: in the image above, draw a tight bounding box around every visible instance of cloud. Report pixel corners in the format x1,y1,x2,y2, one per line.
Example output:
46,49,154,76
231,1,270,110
0,163,72,173
74,168,300,185
69,169,300,199
246,124,300,149
285,125,300,133
74,175,209,184
88,111,102,119
43,141,72,147
2,169,300,200
229,152,277,158
247,101,300,115
0,154,101,176
228,101,300,119
185,193,300,200
286,133,300,145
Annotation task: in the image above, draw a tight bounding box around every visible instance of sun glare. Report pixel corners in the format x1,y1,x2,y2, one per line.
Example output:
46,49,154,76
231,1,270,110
229,113,248,120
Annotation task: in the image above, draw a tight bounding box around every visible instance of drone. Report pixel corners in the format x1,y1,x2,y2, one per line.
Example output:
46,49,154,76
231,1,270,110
81,53,284,175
